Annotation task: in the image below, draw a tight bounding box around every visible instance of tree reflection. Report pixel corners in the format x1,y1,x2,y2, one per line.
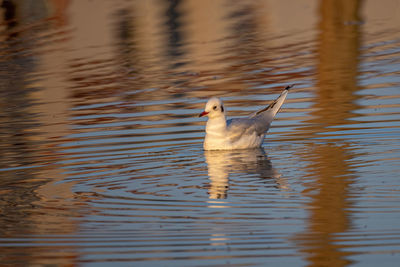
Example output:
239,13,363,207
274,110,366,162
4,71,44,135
294,0,363,266
0,1,80,265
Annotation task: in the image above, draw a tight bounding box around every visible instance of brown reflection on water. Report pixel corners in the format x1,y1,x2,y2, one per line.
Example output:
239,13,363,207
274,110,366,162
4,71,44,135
314,0,362,126
0,2,81,265
294,0,362,266
2,0,399,266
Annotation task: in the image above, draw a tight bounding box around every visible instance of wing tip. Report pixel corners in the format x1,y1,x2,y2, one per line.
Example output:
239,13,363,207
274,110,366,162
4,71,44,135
252,84,294,117
285,84,295,91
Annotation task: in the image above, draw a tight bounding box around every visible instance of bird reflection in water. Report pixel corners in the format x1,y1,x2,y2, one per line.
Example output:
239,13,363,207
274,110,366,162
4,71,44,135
204,148,289,202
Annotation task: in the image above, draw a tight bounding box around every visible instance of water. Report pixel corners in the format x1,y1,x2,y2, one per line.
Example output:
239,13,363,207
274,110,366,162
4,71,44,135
1,0,400,266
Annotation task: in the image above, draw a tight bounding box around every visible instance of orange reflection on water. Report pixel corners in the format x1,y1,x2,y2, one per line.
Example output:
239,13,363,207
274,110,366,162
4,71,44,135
1,0,400,266
294,0,362,266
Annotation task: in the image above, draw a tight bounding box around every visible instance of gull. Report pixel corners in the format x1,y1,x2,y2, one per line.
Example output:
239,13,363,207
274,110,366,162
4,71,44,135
199,85,293,150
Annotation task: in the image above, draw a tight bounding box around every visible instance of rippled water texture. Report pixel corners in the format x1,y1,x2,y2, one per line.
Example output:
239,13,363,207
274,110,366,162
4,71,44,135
1,0,400,266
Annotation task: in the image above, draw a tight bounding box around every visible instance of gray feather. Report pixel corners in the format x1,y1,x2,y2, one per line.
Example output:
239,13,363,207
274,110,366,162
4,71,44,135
226,85,294,142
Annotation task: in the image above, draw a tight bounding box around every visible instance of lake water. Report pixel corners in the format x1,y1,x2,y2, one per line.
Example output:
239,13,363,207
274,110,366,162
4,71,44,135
1,0,400,266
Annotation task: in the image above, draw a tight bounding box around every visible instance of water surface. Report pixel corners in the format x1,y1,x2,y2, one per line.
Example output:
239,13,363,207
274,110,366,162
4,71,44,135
1,0,400,266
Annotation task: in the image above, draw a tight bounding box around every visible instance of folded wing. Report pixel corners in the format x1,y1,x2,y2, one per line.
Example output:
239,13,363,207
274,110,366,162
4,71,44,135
226,85,293,142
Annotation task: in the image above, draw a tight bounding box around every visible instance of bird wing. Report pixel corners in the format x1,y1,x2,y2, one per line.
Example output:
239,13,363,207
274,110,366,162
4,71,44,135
249,85,292,129
226,117,262,143
226,85,293,142
251,85,292,119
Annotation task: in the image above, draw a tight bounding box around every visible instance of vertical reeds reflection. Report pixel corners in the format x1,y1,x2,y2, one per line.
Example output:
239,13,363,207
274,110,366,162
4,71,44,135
294,0,363,266
0,2,81,265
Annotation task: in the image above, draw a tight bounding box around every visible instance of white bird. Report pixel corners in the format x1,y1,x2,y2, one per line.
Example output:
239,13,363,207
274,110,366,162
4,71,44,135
199,85,293,150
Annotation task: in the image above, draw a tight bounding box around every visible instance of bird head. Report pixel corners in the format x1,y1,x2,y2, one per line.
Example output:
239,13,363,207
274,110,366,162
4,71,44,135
199,97,225,119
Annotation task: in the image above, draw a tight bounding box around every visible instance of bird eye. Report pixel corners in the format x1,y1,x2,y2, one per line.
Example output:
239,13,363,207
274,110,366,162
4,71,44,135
213,106,217,110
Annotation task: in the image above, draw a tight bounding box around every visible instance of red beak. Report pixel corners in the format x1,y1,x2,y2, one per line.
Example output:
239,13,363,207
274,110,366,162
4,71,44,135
199,111,209,117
